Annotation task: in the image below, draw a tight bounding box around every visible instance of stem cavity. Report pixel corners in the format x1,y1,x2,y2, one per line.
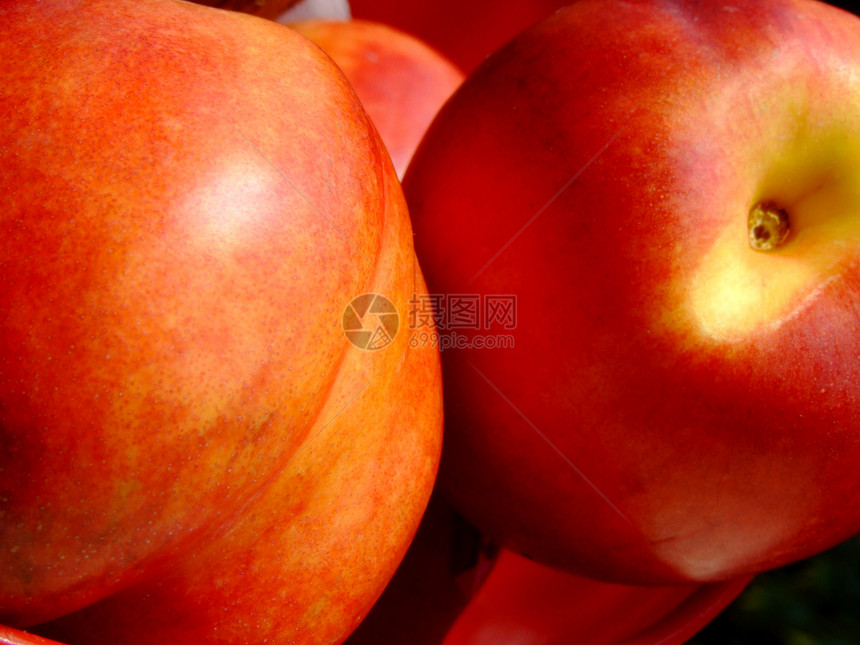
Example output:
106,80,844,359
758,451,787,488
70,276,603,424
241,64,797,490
748,201,790,252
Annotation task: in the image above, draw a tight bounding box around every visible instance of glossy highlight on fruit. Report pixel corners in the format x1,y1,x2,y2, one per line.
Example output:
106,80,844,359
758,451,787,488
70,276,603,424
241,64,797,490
405,0,860,585
0,0,442,642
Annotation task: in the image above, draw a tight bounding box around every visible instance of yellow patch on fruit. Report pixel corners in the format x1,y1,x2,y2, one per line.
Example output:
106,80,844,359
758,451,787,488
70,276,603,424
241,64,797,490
688,229,817,340
689,133,860,341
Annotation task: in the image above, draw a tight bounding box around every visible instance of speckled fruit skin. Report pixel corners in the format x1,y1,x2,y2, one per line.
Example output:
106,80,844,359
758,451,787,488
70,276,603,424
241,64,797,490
0,0,442,642
405,0,860,585
288,19,464,179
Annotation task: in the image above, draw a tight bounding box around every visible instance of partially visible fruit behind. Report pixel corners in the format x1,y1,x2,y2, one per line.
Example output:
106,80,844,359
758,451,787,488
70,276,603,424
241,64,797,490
344,492,498,645
442,549,751,645
349,0,569,73
287,19,464,177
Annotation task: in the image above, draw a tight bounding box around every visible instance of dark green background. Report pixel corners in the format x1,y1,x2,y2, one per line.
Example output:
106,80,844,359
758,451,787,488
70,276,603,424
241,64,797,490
690,534,860,644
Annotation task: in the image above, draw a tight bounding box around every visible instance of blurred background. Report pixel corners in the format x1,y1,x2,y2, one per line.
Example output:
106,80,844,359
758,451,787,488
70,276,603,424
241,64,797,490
691,534,860,645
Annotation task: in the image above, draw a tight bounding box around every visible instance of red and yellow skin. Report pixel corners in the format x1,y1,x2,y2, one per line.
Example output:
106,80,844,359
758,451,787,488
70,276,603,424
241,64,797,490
405,0,860,584
0,0,442,641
